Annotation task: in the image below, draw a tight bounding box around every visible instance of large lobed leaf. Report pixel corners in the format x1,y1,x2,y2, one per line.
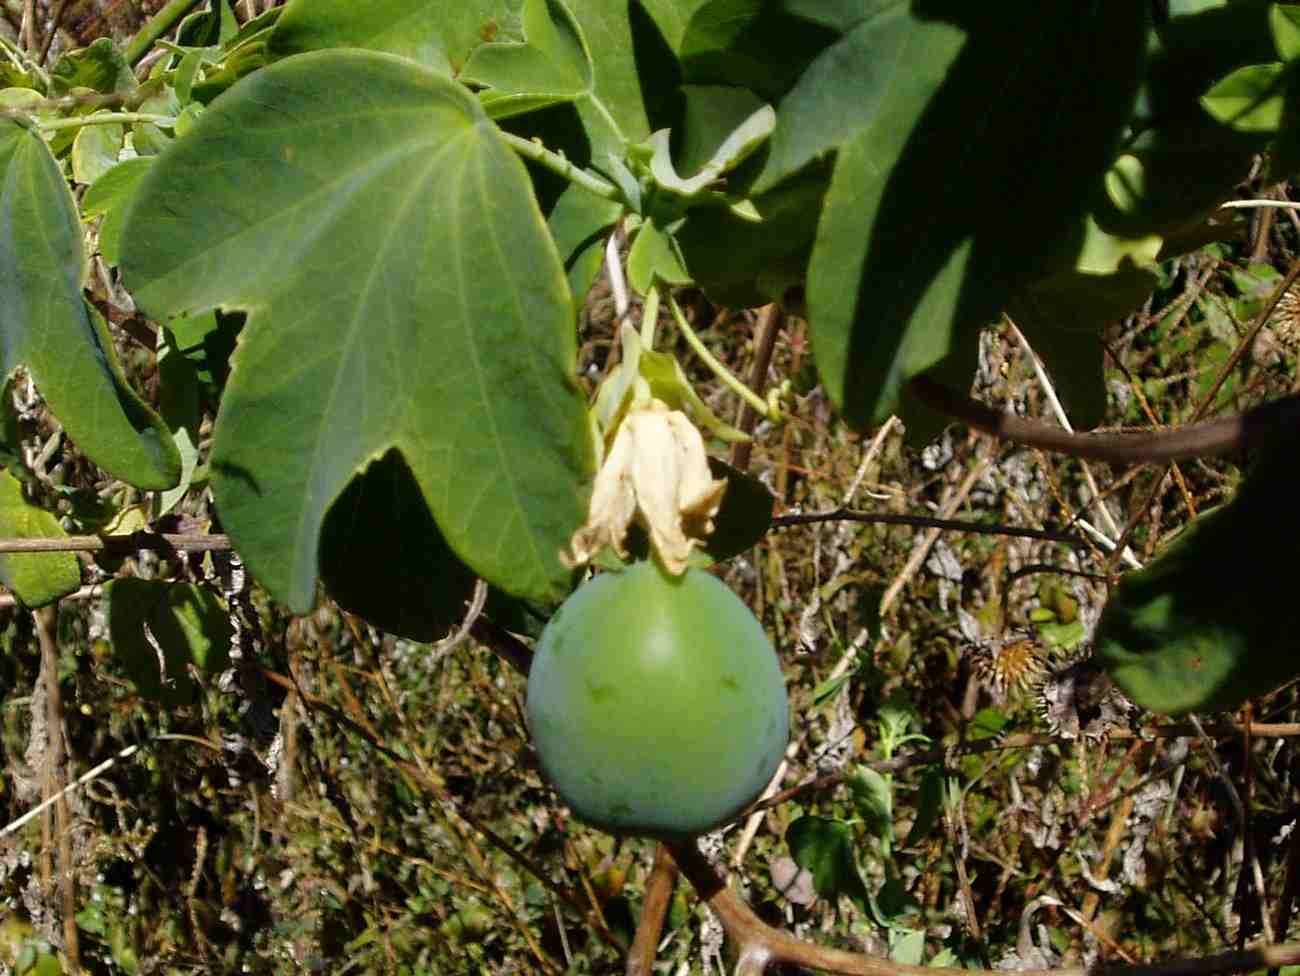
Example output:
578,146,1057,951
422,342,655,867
272,0,648,161
269,0,526,75
0,120,179,490
120,50,593,612
781,2,1148,430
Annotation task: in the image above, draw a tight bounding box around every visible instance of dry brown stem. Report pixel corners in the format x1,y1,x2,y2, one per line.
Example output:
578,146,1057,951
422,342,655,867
665,839,1300,976
625,844,678,976
35,605,80,972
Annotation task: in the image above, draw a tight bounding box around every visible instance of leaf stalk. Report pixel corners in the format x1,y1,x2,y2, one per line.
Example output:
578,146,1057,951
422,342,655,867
26,111,175,131
497,130,620,202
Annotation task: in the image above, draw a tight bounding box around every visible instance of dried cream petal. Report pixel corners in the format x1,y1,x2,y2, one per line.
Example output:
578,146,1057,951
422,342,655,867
564,399,728,574
666,410,727,539
564,418,637,567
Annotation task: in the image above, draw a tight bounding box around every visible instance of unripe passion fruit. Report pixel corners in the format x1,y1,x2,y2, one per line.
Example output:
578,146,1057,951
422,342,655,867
527,560,789,838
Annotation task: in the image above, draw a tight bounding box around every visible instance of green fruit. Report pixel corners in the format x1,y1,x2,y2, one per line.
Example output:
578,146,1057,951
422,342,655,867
527,560,788,837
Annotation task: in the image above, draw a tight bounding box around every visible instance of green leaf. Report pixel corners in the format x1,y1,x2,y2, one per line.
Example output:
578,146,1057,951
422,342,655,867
846,765,893,844
105,579,231,706
646,102,773,197
890,929,926,965
1096,435,1300,713
969,707,1009,741
165,309,239,402
903,766,944,848
463,0,588,100
563,0,652,145
678,0,840,101
120,51,593,611
0,64,37,91
82,156,155,266
800,2,1147,429
547,183,622,307
627,219,691,292
319,450,476,643
1272,4,1300,60
269,0,525,75
70,117,124,184
0,470,80,607
49,38,135,95
673,83,765,178
676,162,828,308
1201,62,1287,132
155,330,202,518
636,0,710,52
463,0,648,157
0,120,179,490
786,815,868,904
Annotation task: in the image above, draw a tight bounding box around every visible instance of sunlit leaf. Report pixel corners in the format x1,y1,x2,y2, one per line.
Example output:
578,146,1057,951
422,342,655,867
847,765,892,844
1201,62,1287,132
120,51,593,611
464,0,647,157
269,0,525,74
627,219,691,292
70,118,124,184
0,120,179,489
82,156,155,266
49,38,134,95
0,470,80,607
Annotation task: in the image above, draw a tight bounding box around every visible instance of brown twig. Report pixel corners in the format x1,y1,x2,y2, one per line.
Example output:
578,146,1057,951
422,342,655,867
731,304,784,471
911,255,1300,468
909,376,1300,464
36,0,68,63
0,532,231,554
881,451,990,615
626,844,679,976
771,508,1086,546
35,605,81,973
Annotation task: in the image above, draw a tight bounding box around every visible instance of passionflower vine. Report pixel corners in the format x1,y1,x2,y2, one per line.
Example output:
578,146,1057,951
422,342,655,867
566,398,726,574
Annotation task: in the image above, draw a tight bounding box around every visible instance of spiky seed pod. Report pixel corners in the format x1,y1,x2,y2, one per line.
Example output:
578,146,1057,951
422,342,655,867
1254,284,1300,366
970,632,1046,699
